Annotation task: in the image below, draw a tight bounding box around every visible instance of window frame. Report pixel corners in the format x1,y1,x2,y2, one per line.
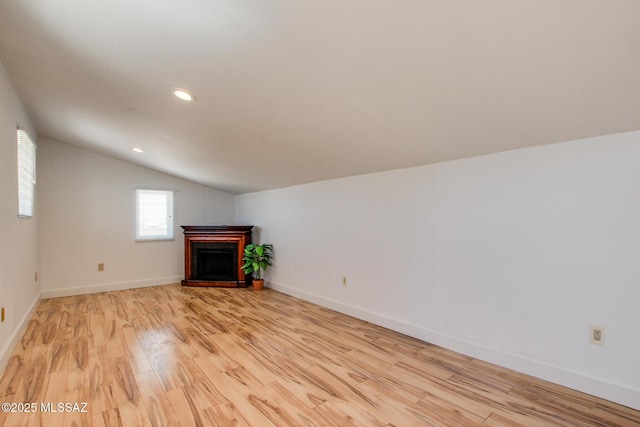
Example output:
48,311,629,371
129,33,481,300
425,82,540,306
17,129,37,219
135,189,175,241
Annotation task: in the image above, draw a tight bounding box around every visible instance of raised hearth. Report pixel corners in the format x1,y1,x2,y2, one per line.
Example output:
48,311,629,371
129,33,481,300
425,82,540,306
181,225,253,287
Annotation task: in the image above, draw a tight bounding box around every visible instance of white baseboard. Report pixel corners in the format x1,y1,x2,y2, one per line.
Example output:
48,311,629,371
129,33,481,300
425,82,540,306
0,292,41,374
41,276,182,299
267,281,640,411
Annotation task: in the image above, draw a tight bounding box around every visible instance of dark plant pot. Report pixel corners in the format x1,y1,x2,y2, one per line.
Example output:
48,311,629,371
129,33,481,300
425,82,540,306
253,279,264,290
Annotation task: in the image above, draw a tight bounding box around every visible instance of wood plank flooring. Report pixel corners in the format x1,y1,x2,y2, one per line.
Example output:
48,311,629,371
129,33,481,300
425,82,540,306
0,284,638,426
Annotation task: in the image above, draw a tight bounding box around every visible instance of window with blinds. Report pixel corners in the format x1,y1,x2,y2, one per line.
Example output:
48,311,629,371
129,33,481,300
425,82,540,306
136,189,174,240
17,129,37,218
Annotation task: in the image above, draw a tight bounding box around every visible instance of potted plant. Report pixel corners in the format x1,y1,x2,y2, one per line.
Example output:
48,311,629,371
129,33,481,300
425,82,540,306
241,243,273,290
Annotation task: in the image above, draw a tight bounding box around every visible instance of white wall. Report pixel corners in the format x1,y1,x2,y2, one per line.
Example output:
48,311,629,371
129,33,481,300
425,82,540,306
236,130,640,410
0,62,40,368
38,138,236,298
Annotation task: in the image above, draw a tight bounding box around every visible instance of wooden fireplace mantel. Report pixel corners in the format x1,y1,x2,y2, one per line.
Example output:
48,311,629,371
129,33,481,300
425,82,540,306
181,225,254,287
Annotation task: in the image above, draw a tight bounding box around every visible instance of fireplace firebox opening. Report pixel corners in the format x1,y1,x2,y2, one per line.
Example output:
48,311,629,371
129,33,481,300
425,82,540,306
193,243,238,281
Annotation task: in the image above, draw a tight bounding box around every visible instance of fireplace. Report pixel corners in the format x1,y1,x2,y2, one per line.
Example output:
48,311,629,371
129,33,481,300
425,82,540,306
181,226,253,287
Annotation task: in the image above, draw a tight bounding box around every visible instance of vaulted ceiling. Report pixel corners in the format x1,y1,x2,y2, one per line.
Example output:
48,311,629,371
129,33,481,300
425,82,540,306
1,1,639,194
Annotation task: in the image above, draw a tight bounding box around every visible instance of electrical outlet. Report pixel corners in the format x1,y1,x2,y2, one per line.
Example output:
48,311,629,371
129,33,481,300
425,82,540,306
1,307,5,323
590,325,605,346
342,276,347,287
98,263,105,272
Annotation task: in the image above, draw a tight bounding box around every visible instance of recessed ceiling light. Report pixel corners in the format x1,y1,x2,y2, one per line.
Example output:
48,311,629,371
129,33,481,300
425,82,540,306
132,147,144,153
172,87,196,102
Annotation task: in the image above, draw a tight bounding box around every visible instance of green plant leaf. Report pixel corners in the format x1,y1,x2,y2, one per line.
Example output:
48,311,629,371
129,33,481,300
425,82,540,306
241,243,273,278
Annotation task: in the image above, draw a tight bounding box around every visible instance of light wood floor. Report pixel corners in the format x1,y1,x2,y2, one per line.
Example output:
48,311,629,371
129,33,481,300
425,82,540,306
0,285,638,426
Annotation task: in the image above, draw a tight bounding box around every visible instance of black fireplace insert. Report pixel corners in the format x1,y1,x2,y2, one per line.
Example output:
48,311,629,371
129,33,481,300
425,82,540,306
191,242,238,281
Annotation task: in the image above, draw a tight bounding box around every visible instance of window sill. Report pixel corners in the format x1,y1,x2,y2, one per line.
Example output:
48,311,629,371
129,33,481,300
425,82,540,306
136,237,175,242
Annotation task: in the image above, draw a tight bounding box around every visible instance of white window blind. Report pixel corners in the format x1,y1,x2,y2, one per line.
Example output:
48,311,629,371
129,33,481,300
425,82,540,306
17,129,36,218
136,189,174,240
